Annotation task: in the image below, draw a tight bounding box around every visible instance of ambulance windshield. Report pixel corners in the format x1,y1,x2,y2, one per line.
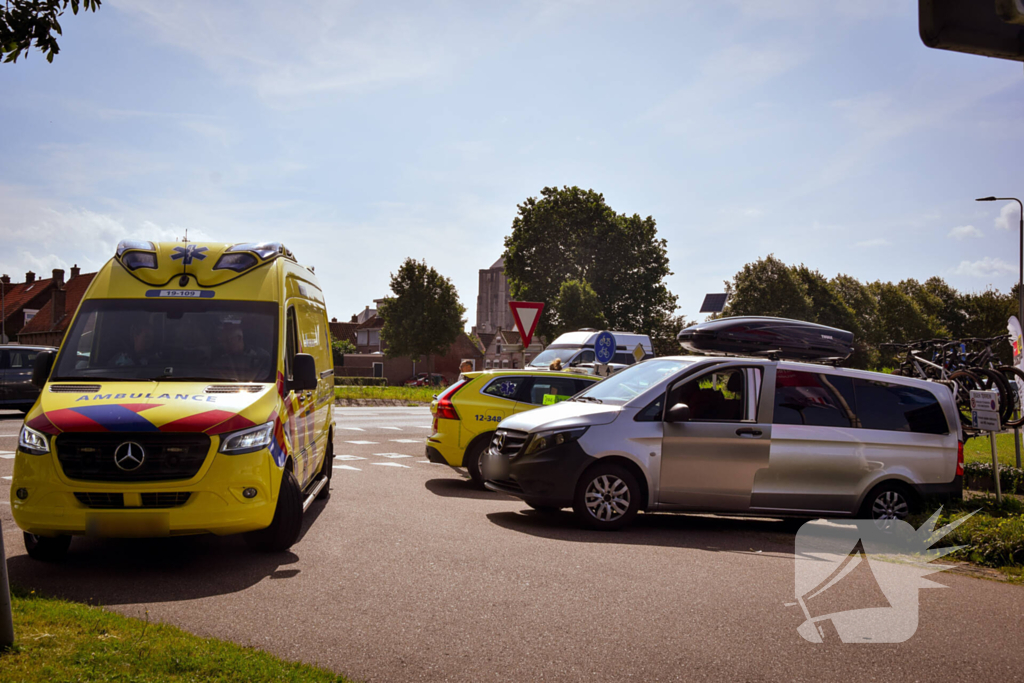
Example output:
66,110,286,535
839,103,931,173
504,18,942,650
52,299,278,383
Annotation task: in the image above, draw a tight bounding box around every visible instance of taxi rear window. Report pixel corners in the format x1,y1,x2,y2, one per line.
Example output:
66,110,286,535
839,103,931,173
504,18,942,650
482,376,527,401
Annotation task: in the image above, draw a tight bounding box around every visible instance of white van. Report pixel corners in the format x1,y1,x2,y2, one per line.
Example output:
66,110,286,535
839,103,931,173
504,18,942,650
527,330,653,370
482,356,963,530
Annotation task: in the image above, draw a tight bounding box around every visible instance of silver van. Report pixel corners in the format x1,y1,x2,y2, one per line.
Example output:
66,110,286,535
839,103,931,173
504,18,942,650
482,356,963,530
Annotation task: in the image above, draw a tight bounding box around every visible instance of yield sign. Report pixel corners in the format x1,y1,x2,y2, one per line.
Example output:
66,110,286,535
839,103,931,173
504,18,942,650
509,301,544,349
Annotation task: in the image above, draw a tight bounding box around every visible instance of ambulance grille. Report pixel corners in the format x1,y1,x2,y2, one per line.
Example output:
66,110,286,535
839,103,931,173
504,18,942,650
74,492,124,508
57,433,210,482
73,492,192,508
49,384,101,393
205,385,264,394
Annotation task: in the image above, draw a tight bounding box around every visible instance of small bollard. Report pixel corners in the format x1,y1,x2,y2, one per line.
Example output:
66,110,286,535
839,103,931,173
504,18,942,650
1,519,14,650
991,432,1002,504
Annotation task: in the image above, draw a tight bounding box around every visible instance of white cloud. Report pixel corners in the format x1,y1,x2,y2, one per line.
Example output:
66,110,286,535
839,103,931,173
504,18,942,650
995,202,1021,231
952,257,1017,278
856,238,889,247
948,225,983,240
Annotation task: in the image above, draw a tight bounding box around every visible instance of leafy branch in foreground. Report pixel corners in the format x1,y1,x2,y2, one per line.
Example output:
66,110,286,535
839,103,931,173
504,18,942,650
2,0,101,64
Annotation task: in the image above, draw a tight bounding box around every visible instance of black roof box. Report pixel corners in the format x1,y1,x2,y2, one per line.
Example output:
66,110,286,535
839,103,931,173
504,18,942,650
677,316,854,362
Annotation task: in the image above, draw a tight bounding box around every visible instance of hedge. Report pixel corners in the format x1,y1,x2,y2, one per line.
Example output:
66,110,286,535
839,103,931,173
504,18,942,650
334,377,388,387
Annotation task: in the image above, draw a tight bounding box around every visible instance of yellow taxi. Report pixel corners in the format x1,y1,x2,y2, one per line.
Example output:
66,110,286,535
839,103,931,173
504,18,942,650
12,240,335,560
425,369,599,486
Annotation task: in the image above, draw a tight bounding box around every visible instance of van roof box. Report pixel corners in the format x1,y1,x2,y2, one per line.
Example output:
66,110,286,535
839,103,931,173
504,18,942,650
677,316,854,362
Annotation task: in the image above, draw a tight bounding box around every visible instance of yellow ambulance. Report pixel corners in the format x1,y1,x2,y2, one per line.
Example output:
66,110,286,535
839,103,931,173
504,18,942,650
11,241,335,560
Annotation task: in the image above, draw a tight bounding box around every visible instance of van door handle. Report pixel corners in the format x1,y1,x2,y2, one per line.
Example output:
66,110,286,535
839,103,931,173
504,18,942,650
736,428,763,437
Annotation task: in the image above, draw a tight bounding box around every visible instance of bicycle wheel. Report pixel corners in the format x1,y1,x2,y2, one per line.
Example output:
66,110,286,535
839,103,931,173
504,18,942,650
949,369,982,429
973,367,1014,426
998,365,1024,428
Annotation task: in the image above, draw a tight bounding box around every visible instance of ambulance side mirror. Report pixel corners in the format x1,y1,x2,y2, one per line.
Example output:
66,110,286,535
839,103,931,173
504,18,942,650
291,353,318,392
32,350,57,388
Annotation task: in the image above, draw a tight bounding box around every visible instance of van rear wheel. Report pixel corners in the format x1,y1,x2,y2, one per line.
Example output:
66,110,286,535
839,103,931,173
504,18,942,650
245,469,303,552
860,482,917,530
24,532,71,562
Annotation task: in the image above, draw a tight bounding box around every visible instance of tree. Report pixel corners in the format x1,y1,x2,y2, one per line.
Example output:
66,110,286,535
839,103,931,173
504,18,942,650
378,258,466,362
922,276,969,339
649,313,694,357
792,265,857,332
831,273,880,368
1,0,100,63
503,186,677,342
722,254,811,320
330,336,356,364
552,279,605,336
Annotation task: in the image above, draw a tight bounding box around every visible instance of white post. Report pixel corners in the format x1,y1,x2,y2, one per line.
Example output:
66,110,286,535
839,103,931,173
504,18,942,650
991,433,1002,503
0,520,14,650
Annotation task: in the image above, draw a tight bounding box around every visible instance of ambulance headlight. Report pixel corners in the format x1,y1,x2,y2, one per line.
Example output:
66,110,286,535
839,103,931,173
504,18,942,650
19,424,50,455
219,422,275,455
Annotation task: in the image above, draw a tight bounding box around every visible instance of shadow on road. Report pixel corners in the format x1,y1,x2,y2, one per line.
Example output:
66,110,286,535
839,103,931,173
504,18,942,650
424,478,513,501
5,496,332,606
487,508,803,556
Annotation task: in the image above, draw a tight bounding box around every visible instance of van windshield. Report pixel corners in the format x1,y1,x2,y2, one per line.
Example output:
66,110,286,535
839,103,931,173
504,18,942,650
575,359,694,404
529,347,583,368
52,299,278,383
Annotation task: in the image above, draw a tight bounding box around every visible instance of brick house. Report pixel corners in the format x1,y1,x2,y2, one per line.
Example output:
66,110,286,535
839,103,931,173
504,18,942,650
0,269,61,343
480,328,543,370
18,266,96,347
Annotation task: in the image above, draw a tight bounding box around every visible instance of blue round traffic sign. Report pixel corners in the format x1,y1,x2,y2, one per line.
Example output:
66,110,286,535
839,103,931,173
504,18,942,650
594,331,616,364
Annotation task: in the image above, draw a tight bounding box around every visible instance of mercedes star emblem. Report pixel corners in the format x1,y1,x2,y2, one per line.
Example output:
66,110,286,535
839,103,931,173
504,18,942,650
114,441,146,472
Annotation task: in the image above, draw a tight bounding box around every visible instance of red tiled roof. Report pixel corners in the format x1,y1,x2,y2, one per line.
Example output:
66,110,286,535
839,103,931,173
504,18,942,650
329,321,359,342
1,277,55,321
19,273,96,335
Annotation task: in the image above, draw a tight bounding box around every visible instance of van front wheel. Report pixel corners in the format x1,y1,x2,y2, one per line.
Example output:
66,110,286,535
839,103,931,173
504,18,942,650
24,532,71,562
245,469,303,552
572,463,640,531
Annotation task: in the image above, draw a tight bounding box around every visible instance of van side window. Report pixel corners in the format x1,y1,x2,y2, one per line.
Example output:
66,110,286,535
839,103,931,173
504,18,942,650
853,379,948,435
571,350,595,367
773,370,858,428
669,367,752,422
285,307,298,382
636,395,665,422
526,376,578,405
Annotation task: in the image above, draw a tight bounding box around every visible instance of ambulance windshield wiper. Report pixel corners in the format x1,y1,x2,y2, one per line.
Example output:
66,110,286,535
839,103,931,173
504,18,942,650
574,396,603,404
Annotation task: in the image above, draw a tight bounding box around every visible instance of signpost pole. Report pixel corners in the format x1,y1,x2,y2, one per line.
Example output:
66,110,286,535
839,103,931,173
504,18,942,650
1,520,15,650
991,433,1003,503
1016,427,1022,469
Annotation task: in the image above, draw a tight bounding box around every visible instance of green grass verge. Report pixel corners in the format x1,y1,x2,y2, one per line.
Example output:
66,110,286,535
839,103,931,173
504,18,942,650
333,386,438,403
910,494,1024,571
0,587,350,682
964,431,1024,468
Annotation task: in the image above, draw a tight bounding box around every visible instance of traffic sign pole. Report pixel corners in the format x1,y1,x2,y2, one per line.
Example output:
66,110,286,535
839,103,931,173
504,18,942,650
991,434,1003,503
1,520,14,650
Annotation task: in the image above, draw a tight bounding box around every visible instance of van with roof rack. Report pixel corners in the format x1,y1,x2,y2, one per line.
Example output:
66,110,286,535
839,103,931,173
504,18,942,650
482,318,963,530
11,241,335,559
527,330,654,370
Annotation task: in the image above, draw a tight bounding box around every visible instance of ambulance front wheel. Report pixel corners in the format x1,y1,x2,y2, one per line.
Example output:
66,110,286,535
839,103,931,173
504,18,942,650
24,532,71,562
245,469,303,552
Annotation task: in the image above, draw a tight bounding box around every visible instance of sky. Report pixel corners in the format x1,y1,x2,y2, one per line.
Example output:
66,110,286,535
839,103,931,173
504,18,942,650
2,0,1023,329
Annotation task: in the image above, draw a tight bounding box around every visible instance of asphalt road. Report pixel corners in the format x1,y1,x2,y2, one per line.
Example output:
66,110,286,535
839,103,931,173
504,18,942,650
3,406,1024,682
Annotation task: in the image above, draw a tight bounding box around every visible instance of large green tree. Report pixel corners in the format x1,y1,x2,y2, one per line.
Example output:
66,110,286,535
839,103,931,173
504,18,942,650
503,186,677,342
722,254,811,320
1,0,100,63
552,279,605,337
378,258,466,361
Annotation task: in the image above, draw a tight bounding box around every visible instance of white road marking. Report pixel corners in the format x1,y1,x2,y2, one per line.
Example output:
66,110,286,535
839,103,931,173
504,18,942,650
374,453,412,459
345,440,378,445
334,455,366,461
418,425,433,428
417,460,433,464
333,465,361,471
378,426,402,431
371,462,411,468
339,427,365,431
0,454,15,460
0,450,15,454
1,476,11,480
390,439,421,444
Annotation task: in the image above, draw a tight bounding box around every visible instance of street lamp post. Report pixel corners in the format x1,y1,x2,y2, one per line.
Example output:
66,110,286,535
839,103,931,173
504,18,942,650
977,196,1024,468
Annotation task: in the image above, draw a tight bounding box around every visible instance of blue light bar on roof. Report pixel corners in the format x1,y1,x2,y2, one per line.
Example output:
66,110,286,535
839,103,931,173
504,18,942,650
116,239,156,256
226,242,288,259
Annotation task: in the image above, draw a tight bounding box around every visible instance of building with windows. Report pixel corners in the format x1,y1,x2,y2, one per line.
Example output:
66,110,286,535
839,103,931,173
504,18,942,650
474,256,515,336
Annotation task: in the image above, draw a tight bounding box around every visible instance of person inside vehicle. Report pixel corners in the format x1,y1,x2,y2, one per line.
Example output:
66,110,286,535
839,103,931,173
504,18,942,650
112,321,160,367
214,321,271,381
